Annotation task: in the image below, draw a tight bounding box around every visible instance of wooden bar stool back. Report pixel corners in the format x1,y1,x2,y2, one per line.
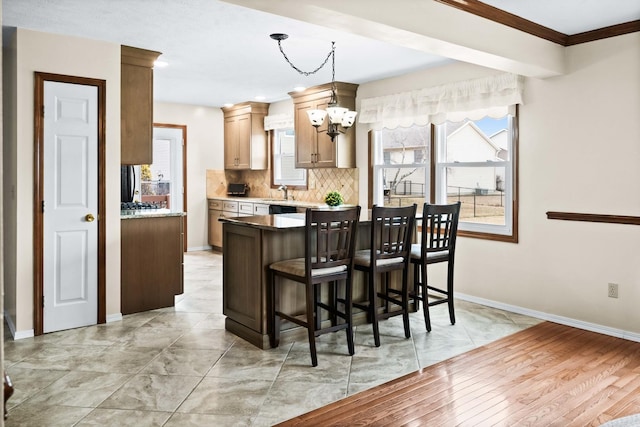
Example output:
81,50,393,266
353,204,416,347
269,206,361,367
410,202,461,331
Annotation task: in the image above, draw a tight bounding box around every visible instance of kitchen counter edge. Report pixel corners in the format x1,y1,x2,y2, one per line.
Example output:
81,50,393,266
121,210,186,220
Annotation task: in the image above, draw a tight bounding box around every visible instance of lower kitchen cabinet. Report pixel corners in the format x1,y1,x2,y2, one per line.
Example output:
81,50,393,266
208,208,224,249
121,215,184,315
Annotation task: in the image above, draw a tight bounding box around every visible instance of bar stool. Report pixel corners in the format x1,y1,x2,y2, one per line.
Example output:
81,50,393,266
268,206,361,367
410,202,461,332
352,204,416,347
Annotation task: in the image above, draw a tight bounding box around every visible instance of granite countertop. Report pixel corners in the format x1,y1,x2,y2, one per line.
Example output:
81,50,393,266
120,209,186,219
208,196,326,208
220,208,371,231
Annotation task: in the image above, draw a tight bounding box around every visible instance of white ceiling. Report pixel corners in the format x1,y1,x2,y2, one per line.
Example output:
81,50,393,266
3,0,639,108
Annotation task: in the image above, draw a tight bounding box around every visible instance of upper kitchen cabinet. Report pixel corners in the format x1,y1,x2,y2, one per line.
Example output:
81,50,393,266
121,45,161,165
222,102,269,170
290,82,358,168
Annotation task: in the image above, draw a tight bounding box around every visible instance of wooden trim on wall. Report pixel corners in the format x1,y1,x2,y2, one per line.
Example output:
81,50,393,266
566,20,640,46
546,212,640,226
34,72,107,335
435,0,639,46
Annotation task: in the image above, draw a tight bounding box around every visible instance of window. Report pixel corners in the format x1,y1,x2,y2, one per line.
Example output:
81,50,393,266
372,125,429,210
371,108,518,242
435,111,517,241
272,128,307,188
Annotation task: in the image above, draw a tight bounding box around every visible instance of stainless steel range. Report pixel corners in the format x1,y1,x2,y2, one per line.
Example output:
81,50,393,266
120,201,161,211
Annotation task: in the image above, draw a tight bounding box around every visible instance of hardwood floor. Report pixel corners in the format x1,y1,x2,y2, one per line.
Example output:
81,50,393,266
277,322,640,426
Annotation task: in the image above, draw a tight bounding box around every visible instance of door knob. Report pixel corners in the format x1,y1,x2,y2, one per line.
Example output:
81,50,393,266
85,213,95,222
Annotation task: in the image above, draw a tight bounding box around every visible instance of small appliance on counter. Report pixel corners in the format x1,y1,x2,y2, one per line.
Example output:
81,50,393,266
227,183,249,197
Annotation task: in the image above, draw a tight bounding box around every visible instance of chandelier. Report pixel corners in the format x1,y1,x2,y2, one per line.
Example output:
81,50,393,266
270,33,357,142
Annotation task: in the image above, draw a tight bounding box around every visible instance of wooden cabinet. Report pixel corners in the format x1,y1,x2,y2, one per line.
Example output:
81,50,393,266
290,82,358,168
121,45,161,165
222,102,269,170
121,215,184,315
223,224,264,338
208,199,241,249
208,209,225,249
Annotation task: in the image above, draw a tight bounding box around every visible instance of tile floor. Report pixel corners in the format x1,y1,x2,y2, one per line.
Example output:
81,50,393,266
4,250,541,426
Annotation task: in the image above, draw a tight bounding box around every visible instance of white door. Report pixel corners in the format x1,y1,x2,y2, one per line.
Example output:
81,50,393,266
43,81,98,333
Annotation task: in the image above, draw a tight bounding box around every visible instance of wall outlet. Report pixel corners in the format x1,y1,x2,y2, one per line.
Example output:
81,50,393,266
608,283,619,298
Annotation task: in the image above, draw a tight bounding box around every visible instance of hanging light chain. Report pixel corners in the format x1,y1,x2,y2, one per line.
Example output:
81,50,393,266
276,40,335,76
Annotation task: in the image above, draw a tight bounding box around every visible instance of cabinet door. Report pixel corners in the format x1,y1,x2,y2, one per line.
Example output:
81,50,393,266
254,204,270,215
224,116,239,169
294,101,318,168
121,63,153,165
208,209,224,248
121,217,182,314
235,115,252,170
313,99,337,168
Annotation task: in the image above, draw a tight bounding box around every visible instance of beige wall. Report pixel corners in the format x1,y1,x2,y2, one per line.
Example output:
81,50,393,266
154,102,223,250
3,28,121,335
356,33,640,337
4,26,638,340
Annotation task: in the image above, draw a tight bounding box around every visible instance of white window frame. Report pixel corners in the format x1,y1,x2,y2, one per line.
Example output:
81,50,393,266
372,125,430,207
434,109,518,242
272,128,307,188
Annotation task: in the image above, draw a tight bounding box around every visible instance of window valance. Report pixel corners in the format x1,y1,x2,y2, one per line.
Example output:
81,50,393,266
359,73,524,129
264,113,294,131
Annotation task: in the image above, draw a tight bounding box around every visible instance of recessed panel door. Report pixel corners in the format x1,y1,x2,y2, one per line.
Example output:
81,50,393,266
43,81,98,333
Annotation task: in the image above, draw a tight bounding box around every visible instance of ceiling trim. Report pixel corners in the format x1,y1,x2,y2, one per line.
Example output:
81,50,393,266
435,0,640,46
566,20,640,46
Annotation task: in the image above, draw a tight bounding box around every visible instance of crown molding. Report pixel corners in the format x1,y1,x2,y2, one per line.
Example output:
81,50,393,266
435,0,639,46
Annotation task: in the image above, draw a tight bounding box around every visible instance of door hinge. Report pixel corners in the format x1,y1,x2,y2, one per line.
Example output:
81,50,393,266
41,105,45,118
42,200,45,213
42,296,45,308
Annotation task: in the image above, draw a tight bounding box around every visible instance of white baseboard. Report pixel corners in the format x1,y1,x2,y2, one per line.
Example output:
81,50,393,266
4,312,35,340
106,313,123,323
187,245,213,252
455,292,640,343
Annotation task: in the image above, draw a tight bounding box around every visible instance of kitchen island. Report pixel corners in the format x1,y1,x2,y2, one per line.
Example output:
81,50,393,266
221,211,411,349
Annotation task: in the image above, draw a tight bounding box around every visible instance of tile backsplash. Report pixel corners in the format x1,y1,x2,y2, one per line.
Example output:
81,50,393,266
206,168,359,205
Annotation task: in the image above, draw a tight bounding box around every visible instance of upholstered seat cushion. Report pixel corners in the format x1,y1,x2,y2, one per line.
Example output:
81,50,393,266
353,249,404,267
409,243,449,261
270,257,348,278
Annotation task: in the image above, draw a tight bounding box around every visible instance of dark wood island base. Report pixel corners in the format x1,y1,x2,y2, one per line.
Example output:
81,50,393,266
222,212,410,349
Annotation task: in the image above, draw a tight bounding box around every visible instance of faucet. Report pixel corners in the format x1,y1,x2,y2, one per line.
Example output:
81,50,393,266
278,184,288,200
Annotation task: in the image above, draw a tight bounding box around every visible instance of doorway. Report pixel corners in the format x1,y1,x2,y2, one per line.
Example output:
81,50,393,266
146,124,187,250
33,73,106,335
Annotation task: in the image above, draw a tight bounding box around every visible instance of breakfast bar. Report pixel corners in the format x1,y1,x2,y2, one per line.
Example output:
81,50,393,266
220,211,413,349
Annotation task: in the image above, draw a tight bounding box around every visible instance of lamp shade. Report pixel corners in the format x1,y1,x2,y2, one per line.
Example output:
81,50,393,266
326,106,348,124
341,111,358,128
307,109,327,127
